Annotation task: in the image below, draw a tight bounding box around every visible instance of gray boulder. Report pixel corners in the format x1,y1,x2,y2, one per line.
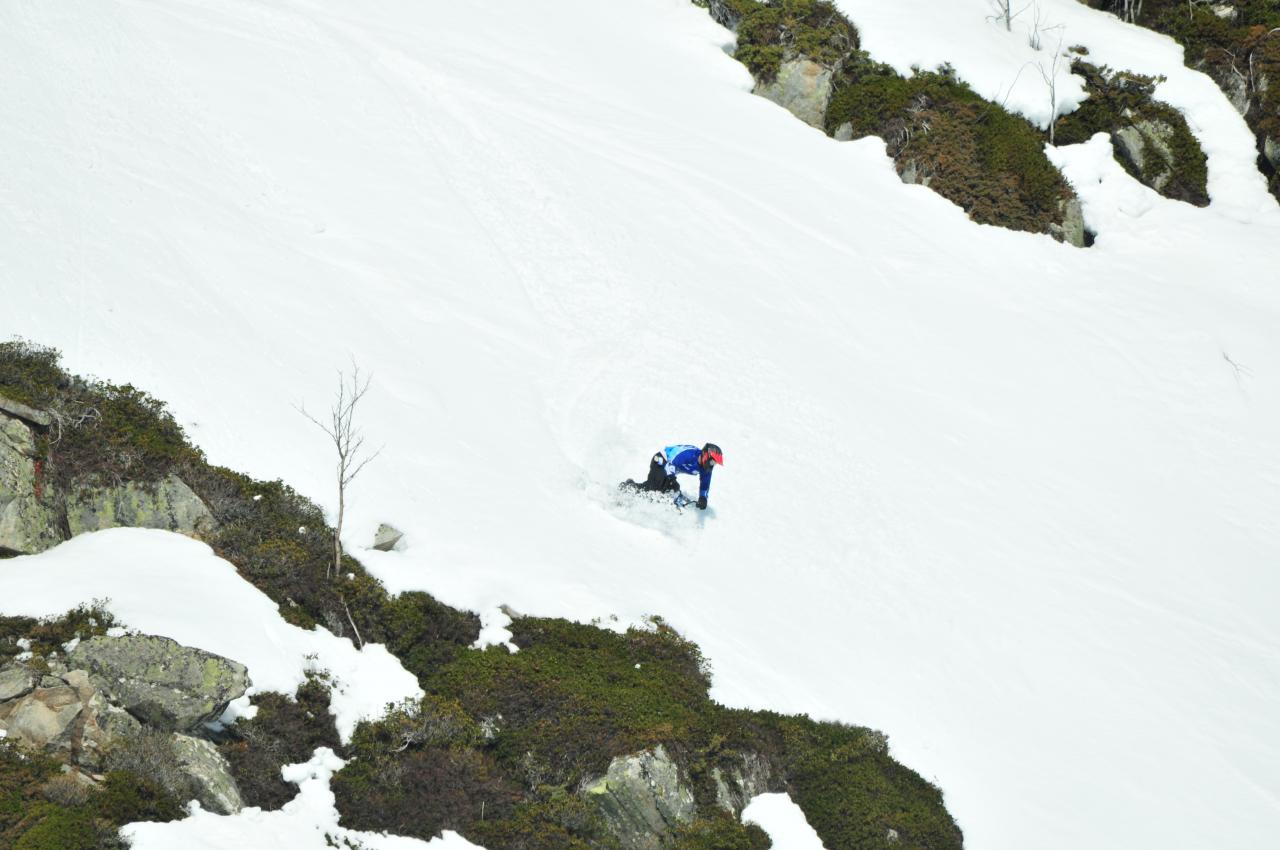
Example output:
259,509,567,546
702,0,747,32
68,635,249,731
1264,136,1279,172
0,393,52,428
754,59,834,129
0,663,37,701
173,733,244,814
711,752,775,814
373,523,404,551
1048,198,1086,248
66,474,215,539
582,745,697,850
1112,114,1179,195
0,413,62,555
60,669,143,771
0,684,83,750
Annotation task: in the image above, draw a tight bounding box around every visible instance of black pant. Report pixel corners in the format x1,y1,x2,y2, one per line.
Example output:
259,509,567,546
643,452,679,492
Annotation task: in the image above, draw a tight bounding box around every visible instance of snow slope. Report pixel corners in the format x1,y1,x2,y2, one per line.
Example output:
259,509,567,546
1,0,1278,848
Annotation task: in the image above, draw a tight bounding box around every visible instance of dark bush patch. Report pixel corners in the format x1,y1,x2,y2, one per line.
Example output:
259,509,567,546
734,0,859,81
673,813,771,850
333,745,521,840
464,788,619,850
220,677,341,810
0,341,67,410
0,603,117,662
827,61,1074,234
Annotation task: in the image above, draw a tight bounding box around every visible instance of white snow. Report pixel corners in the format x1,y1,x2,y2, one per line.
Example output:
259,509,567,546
741,794,827,850
123,747,486,850
1,0,1278,849
0,529,421,742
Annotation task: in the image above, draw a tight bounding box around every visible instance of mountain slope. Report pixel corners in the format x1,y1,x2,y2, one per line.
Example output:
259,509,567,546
1,1,1278,848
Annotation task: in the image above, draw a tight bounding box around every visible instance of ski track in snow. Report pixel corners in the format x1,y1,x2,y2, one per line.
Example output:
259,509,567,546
1,0,1278,848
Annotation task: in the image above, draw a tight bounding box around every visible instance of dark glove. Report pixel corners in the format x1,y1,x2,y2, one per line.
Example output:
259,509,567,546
696,497,707,510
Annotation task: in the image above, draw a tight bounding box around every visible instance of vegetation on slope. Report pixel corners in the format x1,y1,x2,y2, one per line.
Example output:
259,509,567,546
0,339,963,850
1080,0,1280,200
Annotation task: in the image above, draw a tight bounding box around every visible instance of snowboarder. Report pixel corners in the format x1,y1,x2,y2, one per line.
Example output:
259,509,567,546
621,443,724,509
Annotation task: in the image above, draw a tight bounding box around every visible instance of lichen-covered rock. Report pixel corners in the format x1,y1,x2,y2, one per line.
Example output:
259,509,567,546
1113,115,1180,194
0,663,37,701
68,635,249,731
60,669,143,771
0,413,62,555
173,733,244,814
754,59,833,129
373,523,404,551
1048,198,1086,248
582,745,696,850
711,752,774,814
66,474,215,539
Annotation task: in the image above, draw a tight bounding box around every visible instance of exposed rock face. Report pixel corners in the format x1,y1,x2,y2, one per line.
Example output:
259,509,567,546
1048,198,1086,248
582,745,697,850
0,684,82,749
1264,136,1280,172
68,635,249,731
711,752,775,814
0,394,52,428
702,0,747,32
173,733,244,814
1112,114,1180,194
0,412,61,555
67,474,215,539
754,59,834,129
373,523,404,551
0,663,37,701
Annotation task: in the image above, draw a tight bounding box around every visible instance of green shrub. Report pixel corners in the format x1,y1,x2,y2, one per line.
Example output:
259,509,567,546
777,717,962,850
333,745,521,840
828,62,1073,234
734,0,858,81
96,771,183,824
0,603,118,662
464,787,619,850
425,617,714,785
380,592,482,681
0,340,66,409
11,803,96,850
673,813,771,850
220,677,341,810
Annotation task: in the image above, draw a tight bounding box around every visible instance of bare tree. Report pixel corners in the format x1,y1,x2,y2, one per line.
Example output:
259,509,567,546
990,0,1015,31
297,362,381,580
1037,29,1068,145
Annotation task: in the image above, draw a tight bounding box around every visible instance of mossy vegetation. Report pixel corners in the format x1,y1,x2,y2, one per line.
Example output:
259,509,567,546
0,603,118,663
1081,0,1280,200
0,741,181,850
732,0,858,81
706,2,1079,240
672,813,771,850
1054,61,1209,204
826,60,1075,234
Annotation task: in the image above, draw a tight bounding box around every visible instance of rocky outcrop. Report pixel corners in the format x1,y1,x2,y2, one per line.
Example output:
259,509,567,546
1,636,247,814
700,0,748,32
67,474,215,538
0,393,52,428
373,523,404,551
173,733,244,814
0,412,61,555
711,752,774,814
582,746,697,850
1112,113,1180,194
754,59,834,129
68,635,249,731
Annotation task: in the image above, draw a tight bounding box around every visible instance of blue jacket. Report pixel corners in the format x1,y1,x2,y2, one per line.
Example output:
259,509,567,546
663,445,713,502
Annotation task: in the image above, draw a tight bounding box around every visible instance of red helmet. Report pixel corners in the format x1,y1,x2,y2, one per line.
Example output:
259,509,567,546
700,443,724,467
